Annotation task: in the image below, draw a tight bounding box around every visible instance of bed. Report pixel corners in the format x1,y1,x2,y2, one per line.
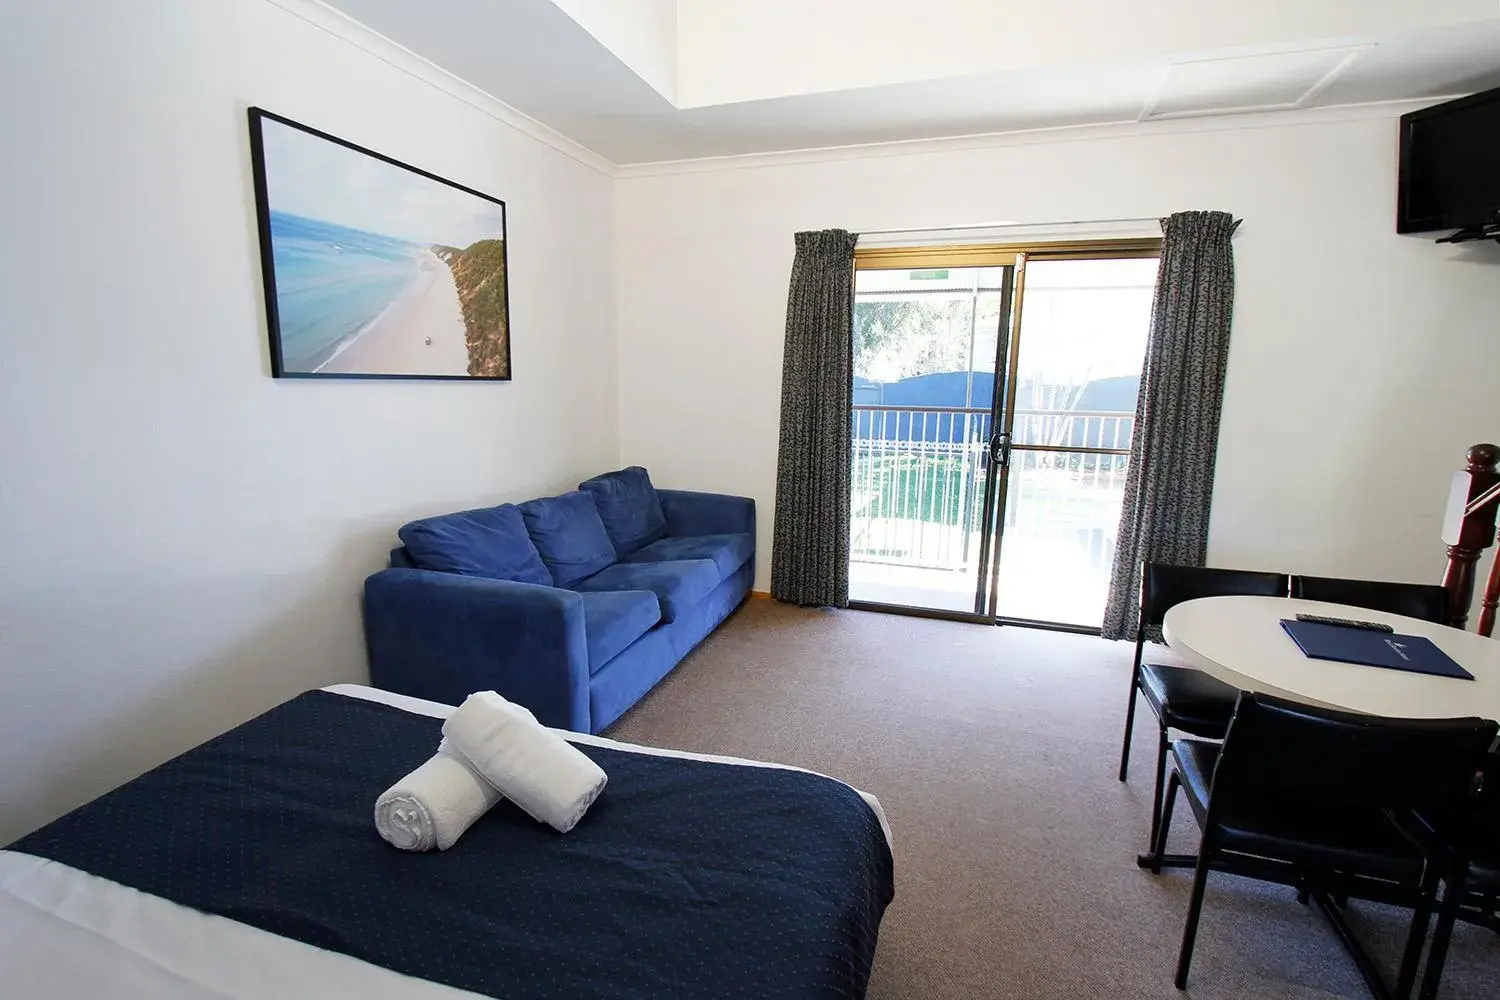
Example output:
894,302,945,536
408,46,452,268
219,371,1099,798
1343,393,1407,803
0,684,894,999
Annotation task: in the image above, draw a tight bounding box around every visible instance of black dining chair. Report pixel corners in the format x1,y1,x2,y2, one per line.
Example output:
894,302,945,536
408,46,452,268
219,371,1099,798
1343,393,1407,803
1118,563,1288,853
1416,752,1500,1000
1155,693,1497,999
1290,575,1451,624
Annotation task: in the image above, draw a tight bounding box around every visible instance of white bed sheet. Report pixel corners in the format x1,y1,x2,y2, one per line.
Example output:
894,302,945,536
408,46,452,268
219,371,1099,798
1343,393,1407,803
0,684,890,1000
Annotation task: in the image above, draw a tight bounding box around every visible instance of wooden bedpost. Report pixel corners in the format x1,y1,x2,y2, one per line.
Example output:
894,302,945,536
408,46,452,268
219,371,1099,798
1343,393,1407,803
1441,443,1500,629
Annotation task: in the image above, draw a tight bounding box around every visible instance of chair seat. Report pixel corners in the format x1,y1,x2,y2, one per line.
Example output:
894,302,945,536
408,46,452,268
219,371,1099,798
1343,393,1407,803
1173,740,1426,883
1470,854,1500,892
1140,664,1238,738
1457,798,1500,890
1422,811,1500,893
1405,800,1500,893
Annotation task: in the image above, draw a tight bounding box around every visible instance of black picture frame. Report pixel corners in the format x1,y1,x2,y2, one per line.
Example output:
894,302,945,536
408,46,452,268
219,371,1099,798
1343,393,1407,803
247,107,512,381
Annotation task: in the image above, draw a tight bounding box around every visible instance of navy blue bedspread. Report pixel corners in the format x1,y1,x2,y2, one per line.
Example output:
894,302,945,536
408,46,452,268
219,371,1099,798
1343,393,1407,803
10,691,894,999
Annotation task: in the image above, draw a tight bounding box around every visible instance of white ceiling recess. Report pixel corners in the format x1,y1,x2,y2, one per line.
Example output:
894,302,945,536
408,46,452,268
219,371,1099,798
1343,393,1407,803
549,0,677,102
673,1,1497,107
319,0,1500,165
1141,46,1373,120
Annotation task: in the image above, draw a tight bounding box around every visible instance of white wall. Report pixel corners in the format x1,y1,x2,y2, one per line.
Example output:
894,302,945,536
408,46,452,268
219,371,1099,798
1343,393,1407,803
614,110,1500,603
0,0,618,842
676,0,1493,106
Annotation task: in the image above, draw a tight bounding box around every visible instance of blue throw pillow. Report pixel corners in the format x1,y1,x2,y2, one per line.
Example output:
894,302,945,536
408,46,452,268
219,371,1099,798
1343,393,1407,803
518,491,618,588
579,466,667,558
398,504,552,586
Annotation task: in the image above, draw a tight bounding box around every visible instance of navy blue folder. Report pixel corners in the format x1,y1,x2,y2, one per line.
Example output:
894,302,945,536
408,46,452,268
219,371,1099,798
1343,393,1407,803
1280,619,1473,680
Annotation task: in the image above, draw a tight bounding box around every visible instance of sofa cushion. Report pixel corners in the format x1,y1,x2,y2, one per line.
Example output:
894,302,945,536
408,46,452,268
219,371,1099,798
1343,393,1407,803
397,505,551,586
572,559,720,624
579,590,661,674
624,532,754,581
579,467,667,558
518,492,617,588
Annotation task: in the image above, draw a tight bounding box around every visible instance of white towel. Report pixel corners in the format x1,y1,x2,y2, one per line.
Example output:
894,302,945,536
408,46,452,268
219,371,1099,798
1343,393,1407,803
374,746,503,851
441,691,607,833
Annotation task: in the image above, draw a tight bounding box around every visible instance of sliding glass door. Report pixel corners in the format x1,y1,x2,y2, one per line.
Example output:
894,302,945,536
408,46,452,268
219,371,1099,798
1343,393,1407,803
848,242,1159,630
849,256,1014,618
984,255,1159,626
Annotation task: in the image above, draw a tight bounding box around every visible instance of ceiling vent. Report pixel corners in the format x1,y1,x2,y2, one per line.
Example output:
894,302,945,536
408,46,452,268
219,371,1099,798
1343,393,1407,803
1141,46,1372,121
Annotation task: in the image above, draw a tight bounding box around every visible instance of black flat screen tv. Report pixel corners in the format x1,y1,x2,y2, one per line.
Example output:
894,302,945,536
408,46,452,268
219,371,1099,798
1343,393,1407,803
1397,86,1500,237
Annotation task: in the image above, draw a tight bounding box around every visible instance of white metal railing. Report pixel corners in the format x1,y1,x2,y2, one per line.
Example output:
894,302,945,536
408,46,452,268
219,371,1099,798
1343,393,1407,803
850,405,1134,571
1011,408,1134,451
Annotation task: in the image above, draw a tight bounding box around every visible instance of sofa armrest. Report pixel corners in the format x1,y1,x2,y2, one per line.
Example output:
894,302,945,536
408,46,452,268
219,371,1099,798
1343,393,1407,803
658,489,756,538
362,568,592,732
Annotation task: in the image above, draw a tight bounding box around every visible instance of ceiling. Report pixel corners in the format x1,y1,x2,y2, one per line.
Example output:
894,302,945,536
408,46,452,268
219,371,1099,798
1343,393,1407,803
321,0,1500,165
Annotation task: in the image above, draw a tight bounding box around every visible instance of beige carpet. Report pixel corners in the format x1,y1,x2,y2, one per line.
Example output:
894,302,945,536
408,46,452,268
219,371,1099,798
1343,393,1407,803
606,599,1498,1000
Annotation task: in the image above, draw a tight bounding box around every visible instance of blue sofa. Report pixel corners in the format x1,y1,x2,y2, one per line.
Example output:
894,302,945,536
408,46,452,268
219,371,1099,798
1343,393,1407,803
362,468,755,733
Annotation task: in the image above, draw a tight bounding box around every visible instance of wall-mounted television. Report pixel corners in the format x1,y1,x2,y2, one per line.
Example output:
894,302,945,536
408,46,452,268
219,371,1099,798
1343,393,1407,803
1397,86,1500,241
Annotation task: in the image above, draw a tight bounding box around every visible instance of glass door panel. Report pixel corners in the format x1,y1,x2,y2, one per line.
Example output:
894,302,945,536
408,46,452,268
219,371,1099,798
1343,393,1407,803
848,265,1011,615
989,257,1158,626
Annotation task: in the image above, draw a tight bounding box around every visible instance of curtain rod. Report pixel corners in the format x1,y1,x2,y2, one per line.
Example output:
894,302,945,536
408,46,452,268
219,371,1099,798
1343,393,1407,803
857,216,1162,237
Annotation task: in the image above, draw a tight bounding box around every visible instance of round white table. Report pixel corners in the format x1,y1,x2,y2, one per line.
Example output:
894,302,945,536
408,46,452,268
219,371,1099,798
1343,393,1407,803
1162,595,1500,722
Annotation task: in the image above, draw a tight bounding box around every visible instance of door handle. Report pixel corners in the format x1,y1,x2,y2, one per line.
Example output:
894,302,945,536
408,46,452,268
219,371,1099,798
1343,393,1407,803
989,432,1011,467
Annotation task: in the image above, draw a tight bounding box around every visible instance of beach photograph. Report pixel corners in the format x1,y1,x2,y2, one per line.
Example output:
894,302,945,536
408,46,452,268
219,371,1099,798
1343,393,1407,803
249,110,510,379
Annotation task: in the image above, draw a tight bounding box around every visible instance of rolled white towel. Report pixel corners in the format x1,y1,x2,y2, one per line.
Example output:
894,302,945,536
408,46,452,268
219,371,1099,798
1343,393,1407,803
441,691,607,833
374,746,503,851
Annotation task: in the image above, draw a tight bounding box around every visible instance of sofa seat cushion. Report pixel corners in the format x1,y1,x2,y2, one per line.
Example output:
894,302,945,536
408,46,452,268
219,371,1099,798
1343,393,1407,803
398,504,551,586
579,467,667,558
624,532,754,581
573,559,720,624
579,590,661,674
518,491,618,588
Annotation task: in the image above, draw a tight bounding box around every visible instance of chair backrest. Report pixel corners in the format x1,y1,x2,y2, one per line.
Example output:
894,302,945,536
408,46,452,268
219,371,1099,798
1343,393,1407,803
1140,564,1289,629
1289,575,1450,624
1210,693,1496,819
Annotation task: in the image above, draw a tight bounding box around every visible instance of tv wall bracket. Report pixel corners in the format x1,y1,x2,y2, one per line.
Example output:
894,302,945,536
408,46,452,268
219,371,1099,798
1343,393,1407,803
1437,221,1500,245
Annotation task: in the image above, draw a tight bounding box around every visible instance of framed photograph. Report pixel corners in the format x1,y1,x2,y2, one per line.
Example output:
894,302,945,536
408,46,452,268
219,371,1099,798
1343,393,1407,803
247,108,511,380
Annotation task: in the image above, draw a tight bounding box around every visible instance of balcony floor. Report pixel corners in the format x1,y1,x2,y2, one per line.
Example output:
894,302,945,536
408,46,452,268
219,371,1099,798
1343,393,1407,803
849,530,1112,627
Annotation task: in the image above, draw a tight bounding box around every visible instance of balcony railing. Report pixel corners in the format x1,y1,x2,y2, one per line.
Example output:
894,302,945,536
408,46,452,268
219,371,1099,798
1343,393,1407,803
851,404,1135,572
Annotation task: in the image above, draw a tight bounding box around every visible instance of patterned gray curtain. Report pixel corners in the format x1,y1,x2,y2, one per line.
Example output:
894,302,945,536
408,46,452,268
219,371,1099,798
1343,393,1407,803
771,229,858,607
1101,211,1240,639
